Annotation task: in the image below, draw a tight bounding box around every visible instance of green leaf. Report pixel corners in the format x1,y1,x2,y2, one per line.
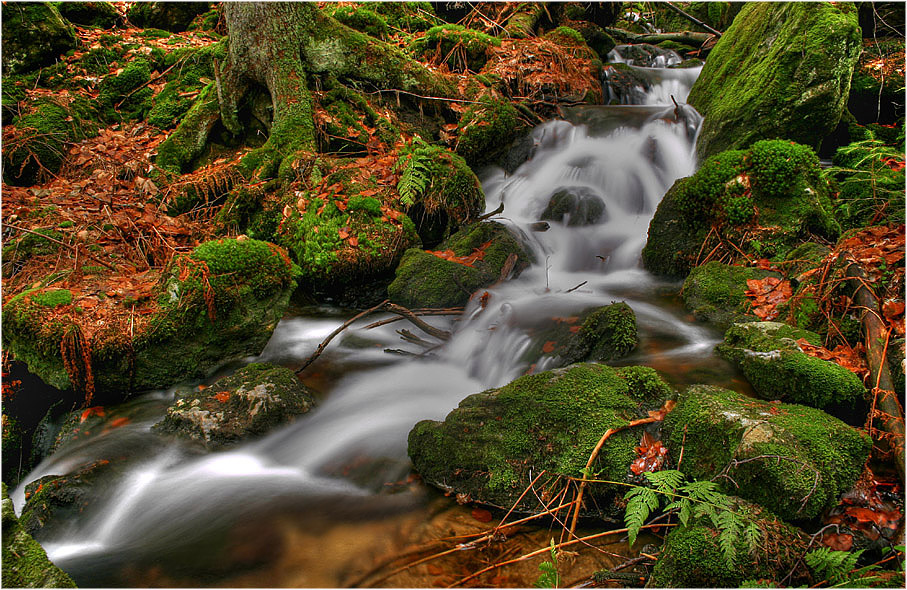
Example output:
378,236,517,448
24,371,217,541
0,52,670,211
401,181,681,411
624,487,659,546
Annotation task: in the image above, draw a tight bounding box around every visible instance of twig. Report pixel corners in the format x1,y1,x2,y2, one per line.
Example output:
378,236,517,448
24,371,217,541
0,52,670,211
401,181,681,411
4,224,116,270
385,303,451,340
295,300,390,374
476,202,504,222
569,417,658,535
363,308,462,330
367,88,482,105
565,281,587,294
115,59,181,110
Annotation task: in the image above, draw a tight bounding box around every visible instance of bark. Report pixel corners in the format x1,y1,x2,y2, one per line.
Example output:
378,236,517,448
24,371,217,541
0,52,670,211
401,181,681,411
604,27,713,46
845,257,905,480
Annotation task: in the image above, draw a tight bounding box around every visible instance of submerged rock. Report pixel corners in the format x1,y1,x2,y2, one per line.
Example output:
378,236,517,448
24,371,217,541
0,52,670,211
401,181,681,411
388,221,530,309
650,496,809,588
154,363,316,449
1,3,77,76
2,483,76,588
682,261,780,330
2,238,298,401
525,302,638,365
662,385,871,521
717,321,867,409
688,2,861,159
643,140,840,278
540,187,607,226
408,364,673,517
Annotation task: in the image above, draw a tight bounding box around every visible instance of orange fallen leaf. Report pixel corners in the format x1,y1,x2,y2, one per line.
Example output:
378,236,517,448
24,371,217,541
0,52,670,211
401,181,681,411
80,407,105,422
471,508,493,522
542,341,556,354
108,417,131,428
214,391,230,403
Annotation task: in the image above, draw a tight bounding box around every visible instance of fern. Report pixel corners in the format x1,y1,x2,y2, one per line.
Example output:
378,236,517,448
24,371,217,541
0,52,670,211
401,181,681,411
534,538,560,588
395,136,432,207
805,548,866,586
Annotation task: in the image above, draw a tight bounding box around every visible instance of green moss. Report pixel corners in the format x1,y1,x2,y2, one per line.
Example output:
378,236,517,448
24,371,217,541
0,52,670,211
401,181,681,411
682,262,781,329
327,5,388,39
388,221,529,309
155,83,220,173
98,58,153,120
545,26,585,45
408,363,673,512
688,2,862,159
410,24,501,72
716,321,867,409
456,97,525,168
147,40,228,130
31,289,72,308
56,1,118,28
370,2,437,33
2,484,76,588
575,302,638,360
650,497,808,588
1,3,77,76
663,385,871,521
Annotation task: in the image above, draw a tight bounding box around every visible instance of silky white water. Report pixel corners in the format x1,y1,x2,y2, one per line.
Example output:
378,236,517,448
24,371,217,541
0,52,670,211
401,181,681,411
12,63,728,585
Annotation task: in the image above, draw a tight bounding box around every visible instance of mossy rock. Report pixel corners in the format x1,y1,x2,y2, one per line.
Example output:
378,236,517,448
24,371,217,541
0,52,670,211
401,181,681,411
642,140,840,278
1,239,298,401
56,1,118,28
408,364,673,516
563,21,616,60
153,363,315,449
649,495,809,588
98,58,153,120
539,187,607,226
154,82,220,174
688,2,861,159
716,321,867,409
276,173,422,295
369,2,437,33
1,2,77,76
663,384,871,521
2,414,25,486
608,43,681,67
650,1,743,35
410,24,501,73
3,96,100,186
388,221,530,309
682,261,781,329
127,1,209,32
147,40,227,130
323,5,388,40
534,302,638,365
455,97,526,168
2,483,76,588
601,62,652,106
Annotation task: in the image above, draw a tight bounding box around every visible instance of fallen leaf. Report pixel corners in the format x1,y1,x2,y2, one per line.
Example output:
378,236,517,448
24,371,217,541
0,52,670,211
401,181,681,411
542,341,556,354
471,508,493,522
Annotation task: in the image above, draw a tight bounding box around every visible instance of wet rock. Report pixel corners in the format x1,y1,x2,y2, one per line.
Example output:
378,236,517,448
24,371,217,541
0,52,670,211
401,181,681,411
2,238,298,401
127,1,209,32
408,363,673,517
682,261,781,330
717,321,867,410
662,385,871,521
455,97,526,168
57,1,119,29
526,302,638,365
601,63,650,105
1,3,77,76
688,2,861,159
388,221,530,309
607,43,681,67
650,496,809,588
540,187,607,226
2,414,25,487
643,140,839,278
154,363,316,449
2,483,76,588
18,459,117,537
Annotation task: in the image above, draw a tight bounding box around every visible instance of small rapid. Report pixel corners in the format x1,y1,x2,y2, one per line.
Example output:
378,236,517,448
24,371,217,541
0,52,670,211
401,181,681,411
12,58,731,586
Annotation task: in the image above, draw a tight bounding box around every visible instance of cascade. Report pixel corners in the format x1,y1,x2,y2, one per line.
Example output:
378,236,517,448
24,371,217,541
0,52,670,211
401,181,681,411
12,59,728,587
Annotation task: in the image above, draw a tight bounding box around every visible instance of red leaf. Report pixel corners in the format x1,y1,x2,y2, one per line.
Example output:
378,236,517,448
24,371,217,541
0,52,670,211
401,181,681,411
214,391,230,403
80,407,105,423
542,341,556,354
471,508,493,522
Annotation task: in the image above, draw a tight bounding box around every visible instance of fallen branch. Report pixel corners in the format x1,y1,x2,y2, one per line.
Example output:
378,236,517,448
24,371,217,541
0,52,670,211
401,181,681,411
844,255,905,480
476,202,504,222
363,308,463,330
664,1,723,37
568,416,659,535
295,299,390,374
4,223,117,271
605,27,713,46
385,303,451,340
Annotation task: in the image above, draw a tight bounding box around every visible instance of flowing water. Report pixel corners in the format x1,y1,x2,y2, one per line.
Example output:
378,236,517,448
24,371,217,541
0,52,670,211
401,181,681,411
11,58,747,586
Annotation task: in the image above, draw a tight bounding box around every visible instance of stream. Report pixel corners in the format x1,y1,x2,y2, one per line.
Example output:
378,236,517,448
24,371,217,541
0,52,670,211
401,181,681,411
12,51,750,587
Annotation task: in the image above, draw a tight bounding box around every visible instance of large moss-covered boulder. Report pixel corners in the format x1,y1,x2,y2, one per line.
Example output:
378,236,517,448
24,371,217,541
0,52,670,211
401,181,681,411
682,261,781,329
56,1,118,28
409,364,673,516
1,3,77,76
642,140,840,278
455,97,526,168
2,238,298,401
409,24,501,73
153,363,315,449
688,2,861,159
649,496,809,588
716,321,867,409
388,221,530,309
663,385,871,521
127,1,209,32
2,483,76,588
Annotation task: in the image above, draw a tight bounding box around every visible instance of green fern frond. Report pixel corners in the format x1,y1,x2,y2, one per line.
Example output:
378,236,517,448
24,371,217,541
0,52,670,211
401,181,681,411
805,548,865,586
624,487,659,546
645,469,685,495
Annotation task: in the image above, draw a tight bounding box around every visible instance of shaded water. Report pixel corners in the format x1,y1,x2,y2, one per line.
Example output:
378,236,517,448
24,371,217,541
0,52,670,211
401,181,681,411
12,61,743,586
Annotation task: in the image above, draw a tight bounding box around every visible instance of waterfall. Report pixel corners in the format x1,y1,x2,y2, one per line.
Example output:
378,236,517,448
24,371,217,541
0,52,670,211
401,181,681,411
12,61,720,585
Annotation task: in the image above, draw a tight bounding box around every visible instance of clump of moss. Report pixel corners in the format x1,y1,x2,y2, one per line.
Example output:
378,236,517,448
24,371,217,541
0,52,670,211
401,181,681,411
455,97,525,168
827,138,905,231
411,24,501,72
650,496,809,588
388,221,529,309
148,40,228,130
573,302,638,360
30,289,72,308
408,363,673,514
663,384,871,521
327,5,388,39
98,58,153,120
371,2,438,33
682,261,781,329
56,2,118,29
1,3,77,76
545,26,585,45
716,321,867,409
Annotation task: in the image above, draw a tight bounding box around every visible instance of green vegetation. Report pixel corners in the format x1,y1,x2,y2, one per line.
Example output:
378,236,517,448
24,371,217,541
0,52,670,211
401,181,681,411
410,24,501,72
682,262,780,329
456,97,525,168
